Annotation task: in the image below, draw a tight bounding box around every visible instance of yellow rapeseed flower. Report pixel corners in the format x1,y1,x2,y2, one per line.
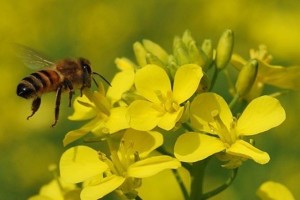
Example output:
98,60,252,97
231,45,300,100
128,64,203,131
174,93,286,168
60,129,181,200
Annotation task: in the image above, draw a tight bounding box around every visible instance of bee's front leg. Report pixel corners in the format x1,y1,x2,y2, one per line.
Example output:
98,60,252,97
27,97,41,120
52,85,63,127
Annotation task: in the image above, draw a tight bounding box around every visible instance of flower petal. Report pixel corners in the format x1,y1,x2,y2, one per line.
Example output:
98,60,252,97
174,132,225,162
190,93,233,134
69,95,96,121
105,107,129,133
60,146,108,183
122,129,163,157
158,107,184,130
128,100,161,131
81,175,125,200
135,64,171,103
173,64,203,104
63,117,103,146
260,62,300,90
106,69,135,105
127,156,181,178
227,140,270,164
257,181,295,200
236,96,286,136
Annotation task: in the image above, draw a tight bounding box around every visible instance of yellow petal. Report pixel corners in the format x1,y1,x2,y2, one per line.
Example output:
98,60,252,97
69,95,96,121
106,69,135,105
81,175,125,200
128,100,161,131
135,64,171,103
127,156,181,178
227,140,270,164
257,181,295,200
262,64,300,90
122,129,163,157
190,93,233,134
63,117,102,146
60,146,108,183
137,167,190,200
158,107,184,130
230,53,247,70
236,96,286,136
173,64,203,104
174,132,225,162
105,107,129,133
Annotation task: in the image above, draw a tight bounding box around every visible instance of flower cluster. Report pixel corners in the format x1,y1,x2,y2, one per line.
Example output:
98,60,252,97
31,30,299,200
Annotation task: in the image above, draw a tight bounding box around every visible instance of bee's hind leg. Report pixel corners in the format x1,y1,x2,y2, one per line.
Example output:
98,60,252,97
27,97,41,120
52,85,63,127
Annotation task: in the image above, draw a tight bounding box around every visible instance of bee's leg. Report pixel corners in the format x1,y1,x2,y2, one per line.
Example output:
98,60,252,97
52,85,63,127
27,97,41,120
64,79,74,107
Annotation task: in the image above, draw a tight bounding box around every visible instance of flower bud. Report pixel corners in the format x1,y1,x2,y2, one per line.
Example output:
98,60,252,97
145,53,165,67
143,39,169,65
173,36,189,65
182,30,205,66
215,29,234,70
201,39,213,70
133,42,147,67
235,59,258,97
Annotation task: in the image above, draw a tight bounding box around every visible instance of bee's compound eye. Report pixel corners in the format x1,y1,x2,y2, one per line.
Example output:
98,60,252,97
17,84,34,99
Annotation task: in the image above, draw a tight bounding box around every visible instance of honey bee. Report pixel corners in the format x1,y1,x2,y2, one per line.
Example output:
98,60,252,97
16,44,110,127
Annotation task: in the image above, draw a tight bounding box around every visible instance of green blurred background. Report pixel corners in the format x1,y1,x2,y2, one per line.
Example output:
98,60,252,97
1,0,299,199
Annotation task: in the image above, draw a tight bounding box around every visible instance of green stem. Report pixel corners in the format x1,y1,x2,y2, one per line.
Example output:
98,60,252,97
229,94,239,109
200,168,238,199
172,169,190,200
190,158,210,200
135,195,143,200
182,122,194,132
209,66,219,91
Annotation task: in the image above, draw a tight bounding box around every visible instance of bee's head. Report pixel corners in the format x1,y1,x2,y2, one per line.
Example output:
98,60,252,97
78,58,92,75
78,57,111,88
78,58,92,88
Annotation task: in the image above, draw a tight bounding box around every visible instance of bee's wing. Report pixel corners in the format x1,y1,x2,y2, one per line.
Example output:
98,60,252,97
13,44,55,69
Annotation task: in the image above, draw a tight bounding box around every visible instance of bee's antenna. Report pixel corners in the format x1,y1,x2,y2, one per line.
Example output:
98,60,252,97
92,72,111,87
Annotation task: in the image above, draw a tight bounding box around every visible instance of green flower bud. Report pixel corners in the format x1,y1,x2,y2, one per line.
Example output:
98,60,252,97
235,59,258,97
215,29,234,70
143,39,169,65
173,36,190,65
182,30,205,66
201,39,213,70
145,53,165,67
133,42,147,67
167,55,178,78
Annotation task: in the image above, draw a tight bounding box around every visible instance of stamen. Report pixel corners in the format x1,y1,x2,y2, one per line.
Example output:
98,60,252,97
210,109,236,144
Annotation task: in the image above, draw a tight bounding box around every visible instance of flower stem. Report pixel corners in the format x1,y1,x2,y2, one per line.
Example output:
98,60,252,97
190,158,210,200
200,168,238,199
209,66,219,91
172,169,190,200
229,94,239,109
182,122,194,132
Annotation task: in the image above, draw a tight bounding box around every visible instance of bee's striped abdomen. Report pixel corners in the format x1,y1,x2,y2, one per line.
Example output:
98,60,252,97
17,70,61,99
